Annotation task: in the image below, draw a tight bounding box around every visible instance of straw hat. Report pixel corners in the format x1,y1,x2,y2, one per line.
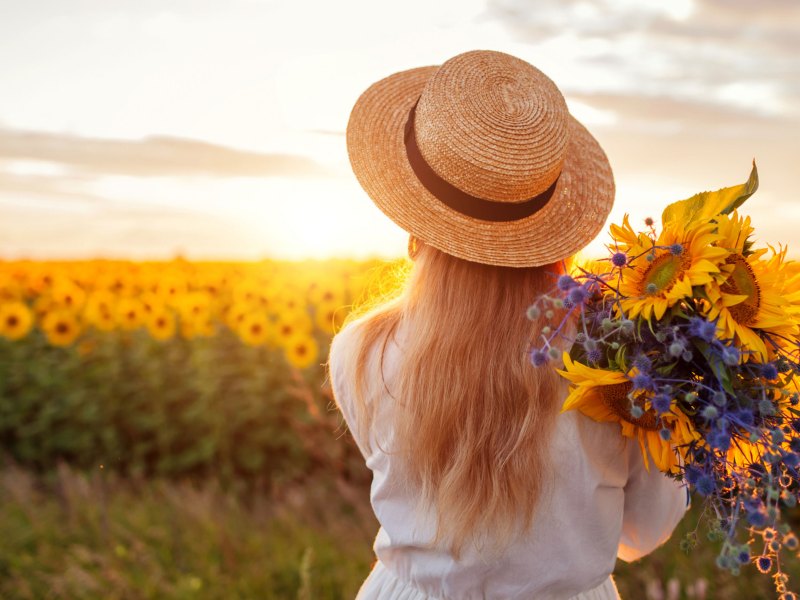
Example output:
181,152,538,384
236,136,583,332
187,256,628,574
346,50,615,267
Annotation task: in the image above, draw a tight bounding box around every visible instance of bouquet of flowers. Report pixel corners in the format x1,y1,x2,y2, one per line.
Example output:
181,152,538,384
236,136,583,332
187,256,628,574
528,163,800,598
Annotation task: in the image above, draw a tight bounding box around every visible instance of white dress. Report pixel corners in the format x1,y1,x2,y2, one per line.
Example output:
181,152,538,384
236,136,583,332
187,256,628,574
329,322,689,600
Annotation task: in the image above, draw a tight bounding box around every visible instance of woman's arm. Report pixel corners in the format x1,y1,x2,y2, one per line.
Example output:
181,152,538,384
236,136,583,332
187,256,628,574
328,323,372,460
617,439,690,562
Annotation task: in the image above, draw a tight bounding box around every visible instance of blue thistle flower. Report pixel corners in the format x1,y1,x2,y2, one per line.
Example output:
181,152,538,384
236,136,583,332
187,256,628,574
744,497,764,512
669,340,686,358
645,282,658,294
526,305,541,320
747,510,768,527
762,363,779,381
756,556,772,574
759,399,776,416
688,317,718,343
529,349,548,367
669,243,684,256
737,548,751,564
557,274,576,292
722,346,740,366
695,474,715,496
710,431,731,452
771,428,785,445
568,285,589,305
712,391,727,407
562,297,575,309
684,465,701,485
631,372,654,391
632,354,652,373
659,428,671,441
652,394,672,414
702,405,719,420
587,348,602,364
611,251,627,267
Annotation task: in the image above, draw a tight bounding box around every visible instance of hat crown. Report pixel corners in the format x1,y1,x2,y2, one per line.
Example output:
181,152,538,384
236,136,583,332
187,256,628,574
414,50,570,203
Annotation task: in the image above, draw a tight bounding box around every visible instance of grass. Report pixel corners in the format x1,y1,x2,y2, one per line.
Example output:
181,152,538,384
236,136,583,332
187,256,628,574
1,459,798,599
0,460,376,599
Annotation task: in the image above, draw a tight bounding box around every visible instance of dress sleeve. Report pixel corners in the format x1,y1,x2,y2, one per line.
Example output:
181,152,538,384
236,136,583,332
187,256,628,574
617,438,690,562
327,323,372,460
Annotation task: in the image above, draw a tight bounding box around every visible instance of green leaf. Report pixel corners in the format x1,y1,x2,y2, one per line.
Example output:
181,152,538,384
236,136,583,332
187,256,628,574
694,340,735,395
615,344,628,372
662,161,759,227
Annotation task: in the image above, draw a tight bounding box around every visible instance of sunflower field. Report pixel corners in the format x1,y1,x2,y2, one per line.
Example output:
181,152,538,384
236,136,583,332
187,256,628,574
0,257,407,489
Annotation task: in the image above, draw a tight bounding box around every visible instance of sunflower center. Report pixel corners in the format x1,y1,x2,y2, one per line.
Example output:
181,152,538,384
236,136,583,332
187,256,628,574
56,322,70,334
721,254,761,326
6,315,19,328
640,253,686,296
600,382,659,430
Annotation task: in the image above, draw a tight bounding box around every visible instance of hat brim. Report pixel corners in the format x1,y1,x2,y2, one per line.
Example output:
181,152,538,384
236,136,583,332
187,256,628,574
346,65,615,267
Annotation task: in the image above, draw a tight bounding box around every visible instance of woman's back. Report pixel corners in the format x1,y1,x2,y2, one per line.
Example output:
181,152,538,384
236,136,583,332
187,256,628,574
337,48,689,598
329,319,689,600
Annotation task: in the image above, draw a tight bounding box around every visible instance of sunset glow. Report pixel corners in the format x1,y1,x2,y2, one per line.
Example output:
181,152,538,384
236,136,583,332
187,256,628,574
1,0,798,260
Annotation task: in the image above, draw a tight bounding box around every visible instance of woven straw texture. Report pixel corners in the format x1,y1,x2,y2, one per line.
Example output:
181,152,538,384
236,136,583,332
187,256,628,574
346,50,615,267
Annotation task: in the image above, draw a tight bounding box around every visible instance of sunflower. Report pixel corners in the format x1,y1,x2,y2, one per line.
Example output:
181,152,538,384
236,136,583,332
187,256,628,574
175,291,213,323
558,353,698,473
314,301,346,335
274,310,313,345
116,297,145,331
237,313,271,347
84,291,117,332
0,301,34,341
146,309,176,341
705,212,795,361
50,280,87,311
307,279,346,307
283,334,319,370
611,216,729,321
42,310,82,347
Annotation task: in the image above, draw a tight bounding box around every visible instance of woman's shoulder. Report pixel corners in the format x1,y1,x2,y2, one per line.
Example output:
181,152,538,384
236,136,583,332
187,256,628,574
329,318,369,370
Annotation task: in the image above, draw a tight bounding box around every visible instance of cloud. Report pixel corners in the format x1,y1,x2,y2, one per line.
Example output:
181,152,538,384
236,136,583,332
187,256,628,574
0,127,334,179
486,0,800,118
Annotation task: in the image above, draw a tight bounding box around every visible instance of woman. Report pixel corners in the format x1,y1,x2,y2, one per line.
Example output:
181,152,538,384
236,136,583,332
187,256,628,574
328,50,688,600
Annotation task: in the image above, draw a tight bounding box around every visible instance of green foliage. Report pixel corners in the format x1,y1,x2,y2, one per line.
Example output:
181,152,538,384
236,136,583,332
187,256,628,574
2,462,800,599
0,328,366,493
661,161,759,228
0,462,376,599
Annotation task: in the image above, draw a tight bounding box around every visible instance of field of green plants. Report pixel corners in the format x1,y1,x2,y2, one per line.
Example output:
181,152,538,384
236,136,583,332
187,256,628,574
1,258,798,599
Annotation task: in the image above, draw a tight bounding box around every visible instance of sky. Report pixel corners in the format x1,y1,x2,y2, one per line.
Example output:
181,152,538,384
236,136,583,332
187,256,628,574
0,0,798,260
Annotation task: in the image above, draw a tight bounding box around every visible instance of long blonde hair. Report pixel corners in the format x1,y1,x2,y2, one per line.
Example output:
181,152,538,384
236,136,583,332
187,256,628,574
337,241,569,558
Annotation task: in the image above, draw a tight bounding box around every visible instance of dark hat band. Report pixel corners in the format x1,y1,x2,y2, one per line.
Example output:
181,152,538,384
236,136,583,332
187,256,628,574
403,99,559,222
